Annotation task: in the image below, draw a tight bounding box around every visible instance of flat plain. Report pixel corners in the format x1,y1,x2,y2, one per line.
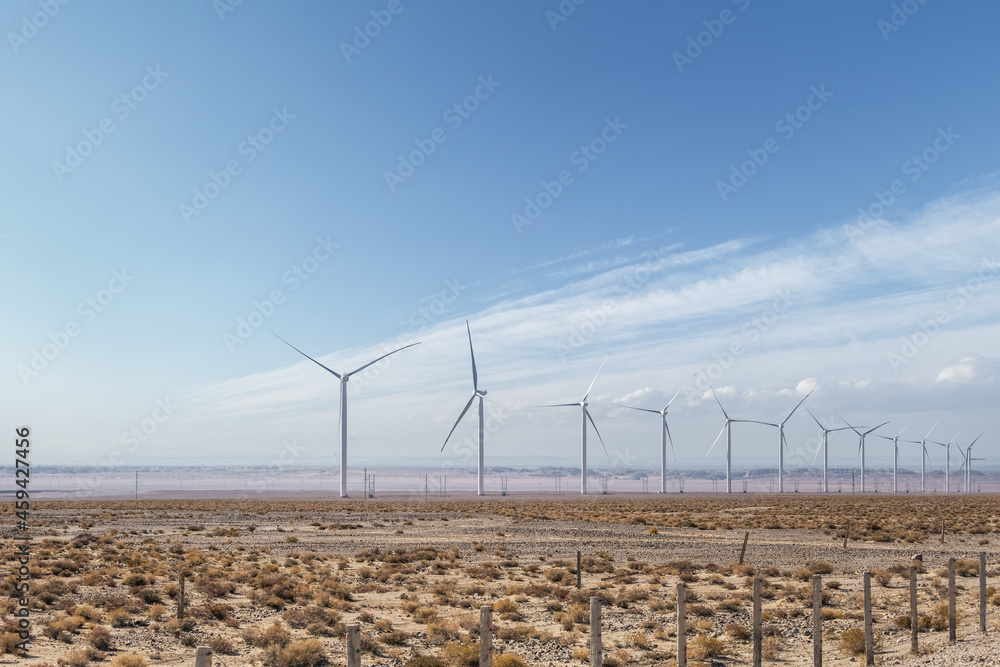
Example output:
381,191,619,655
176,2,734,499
5,494,1000,666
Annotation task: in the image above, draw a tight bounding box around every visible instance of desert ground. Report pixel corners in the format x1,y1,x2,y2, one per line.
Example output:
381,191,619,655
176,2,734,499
5,494,1000,666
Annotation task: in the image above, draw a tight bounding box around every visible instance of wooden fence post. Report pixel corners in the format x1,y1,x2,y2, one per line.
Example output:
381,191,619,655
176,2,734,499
980,552,987,633
590,597,602,667
347,624,361,667
577,551,582,589
843,521,850,550
752,577,762,667
949,557,957,643
677,583,687,667
863,570,874,666
813,574,822,666
909,565,918,654
480,606,493,667
194,647,212,667
738,531,750,565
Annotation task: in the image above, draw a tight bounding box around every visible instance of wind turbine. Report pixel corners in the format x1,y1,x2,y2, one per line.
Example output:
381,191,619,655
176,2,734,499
806,409,853,493
705,383,762,494
874,421,913,494
751,392,813,493
441,321,489,496
538,352,613,494
904,422,939,493
614,372,698,494
957,434,983,493
839,415,889,493
273,333,420,498
930,430,965,494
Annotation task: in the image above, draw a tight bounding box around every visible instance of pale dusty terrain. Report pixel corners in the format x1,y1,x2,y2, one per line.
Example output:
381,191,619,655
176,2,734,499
4,495,1000,666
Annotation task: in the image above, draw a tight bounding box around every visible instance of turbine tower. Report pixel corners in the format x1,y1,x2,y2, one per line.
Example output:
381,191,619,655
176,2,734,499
806,409,853,493
441,321,490,495
751,392,813,493
705,383,758,494
904,422,938,493
958,434,983,493
840,415,888,493
930,430,964,494
273,333,420,498
538,352,613,494
874,421,912,493
614,372,698,493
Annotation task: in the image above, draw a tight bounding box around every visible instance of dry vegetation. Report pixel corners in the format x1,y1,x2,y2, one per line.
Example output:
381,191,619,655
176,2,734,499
2,495,1000,666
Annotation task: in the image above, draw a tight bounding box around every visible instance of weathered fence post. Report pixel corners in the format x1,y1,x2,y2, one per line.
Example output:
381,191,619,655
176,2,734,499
194,647,212,667
863,570,874,666
909,565,918,653
738,531,750,565
753,577,762,667
843,521,850,550
949,557,957,643
813,574,822,666
577,550,582,589
677,583,687,667
177,572,185,619
590,597,602,667
480,606,493,667
347,624,361,667
980,552,987,633
941,521,946,544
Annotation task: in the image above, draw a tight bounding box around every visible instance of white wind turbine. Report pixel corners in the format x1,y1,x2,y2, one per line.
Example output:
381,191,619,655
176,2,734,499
273,333,420,498
441,321,490,496
614,372,698,494
903,422,939,493
874,420,913,494
705,383,761,494
806,409,853,493
839,415,889,493
957,433,983,493
750,392,813,493
538,352,613,494
930,430,965,494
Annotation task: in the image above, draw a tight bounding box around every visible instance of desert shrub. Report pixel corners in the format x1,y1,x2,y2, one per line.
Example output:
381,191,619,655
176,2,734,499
839,627,881,656
687,634,727,660
494,654,528,667
87,626,113,650
762,635,783,659
405,655,446,667
42,615,84,639
109,655,147,667
440,642,479,666
624,630,650,648
1,632,24,654
208,636,238,655
688,603,713,617
725,622,750,640
873,568,893,587
244,622,292,648
57,649,94,667
262,638,327,667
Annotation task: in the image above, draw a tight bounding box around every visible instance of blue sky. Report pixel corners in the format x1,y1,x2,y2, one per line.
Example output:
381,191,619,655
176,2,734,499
2,1,999,480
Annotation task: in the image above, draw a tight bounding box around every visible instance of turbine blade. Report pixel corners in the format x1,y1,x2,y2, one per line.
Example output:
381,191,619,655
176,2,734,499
466,320,479,393
614,404,661,415
583,350,613,402
837,413,862,436
740,420,778,427
585,408,611,464
864,421,889,436
347,342,421,376
706,423,727,458
664,417,677,463
810,439,823,467
805,407,826,431
537,403,580,408
665,370,701,409
272,332,342,378
441,395,477,451
708,381,730,420
782,391,813,424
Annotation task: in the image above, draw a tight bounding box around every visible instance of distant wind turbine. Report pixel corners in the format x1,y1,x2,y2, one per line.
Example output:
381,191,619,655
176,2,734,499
441,321,490,496
839,415,889,493
903,422,939,493
538,352,613,495
957,433,983,493
614,371,699,493
806,409,853,493
874,420,913,493
273,332,420,498
752,392,813,493
930,430,965,494
705,383,762,494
